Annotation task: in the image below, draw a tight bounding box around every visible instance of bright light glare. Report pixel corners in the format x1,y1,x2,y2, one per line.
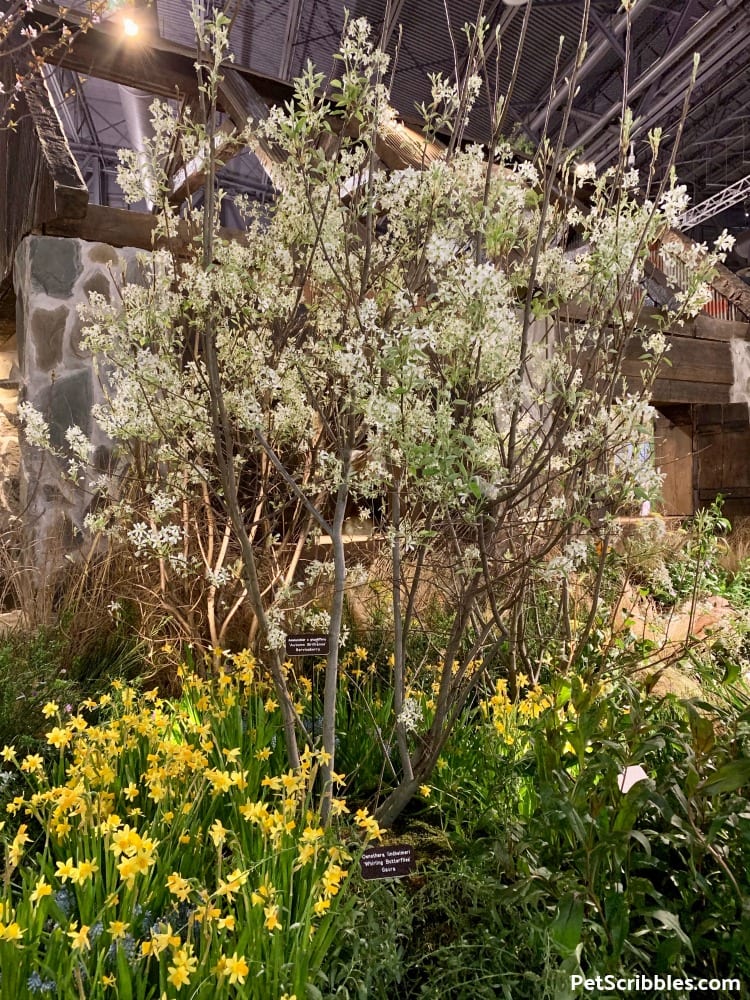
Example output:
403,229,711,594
122,17,139,37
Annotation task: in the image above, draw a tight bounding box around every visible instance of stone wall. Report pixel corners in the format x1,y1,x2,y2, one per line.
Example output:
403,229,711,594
13,235,144,573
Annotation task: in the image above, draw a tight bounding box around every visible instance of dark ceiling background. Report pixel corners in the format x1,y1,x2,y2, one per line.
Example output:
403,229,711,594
49,0,750,272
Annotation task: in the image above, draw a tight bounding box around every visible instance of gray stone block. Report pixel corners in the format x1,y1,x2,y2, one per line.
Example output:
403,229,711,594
88,244,119,267
35,369,93,452
83,271,112,303
30,237,83,299
125,255,149,286
31,304,68,371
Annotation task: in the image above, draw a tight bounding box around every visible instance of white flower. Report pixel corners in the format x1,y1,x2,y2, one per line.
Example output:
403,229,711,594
574,161,596,187
714,229,735,255
397,698,423,733
659,184,689,224
205,566,232,588
18,403,51,450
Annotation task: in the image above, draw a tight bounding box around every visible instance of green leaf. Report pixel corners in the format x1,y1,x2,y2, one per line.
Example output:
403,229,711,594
686,703,715,755
549,893,584,954
117,945,133,1000
649,908,692,949
604,891,629,959
628,829,652,855
699,758,750,795
723,660,741,685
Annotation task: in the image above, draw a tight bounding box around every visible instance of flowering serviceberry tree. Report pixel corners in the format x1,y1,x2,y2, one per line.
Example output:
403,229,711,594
25,7,733,824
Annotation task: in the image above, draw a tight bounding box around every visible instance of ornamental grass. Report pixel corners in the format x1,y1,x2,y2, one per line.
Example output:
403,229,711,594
0,652,381,999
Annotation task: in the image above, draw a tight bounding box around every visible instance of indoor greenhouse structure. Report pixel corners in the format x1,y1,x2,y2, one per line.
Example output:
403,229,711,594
1,1,750,997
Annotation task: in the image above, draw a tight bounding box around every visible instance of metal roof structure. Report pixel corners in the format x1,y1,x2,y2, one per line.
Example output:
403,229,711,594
9,0,750,275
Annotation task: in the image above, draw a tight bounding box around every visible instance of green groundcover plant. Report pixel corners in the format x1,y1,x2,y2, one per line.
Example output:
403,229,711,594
346,656,750,999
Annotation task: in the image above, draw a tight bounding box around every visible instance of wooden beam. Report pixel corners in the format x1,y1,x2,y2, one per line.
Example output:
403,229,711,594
29,5,292,107
29,4,446,194
41,203,246,253
375,121,444,171
23,67,88,221
216,68,287,188
623,334,734,386
169,122,245,204
558,302,750,340
649,378,729,405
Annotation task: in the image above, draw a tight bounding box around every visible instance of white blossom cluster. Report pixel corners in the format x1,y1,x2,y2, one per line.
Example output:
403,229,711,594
18,402,50,450
397,697,423,734
30,12,715,661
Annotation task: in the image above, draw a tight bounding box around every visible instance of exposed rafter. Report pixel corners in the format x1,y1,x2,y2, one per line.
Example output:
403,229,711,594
279,0,305,81
571,0,742,155
169,121,245,203
526,0,655,137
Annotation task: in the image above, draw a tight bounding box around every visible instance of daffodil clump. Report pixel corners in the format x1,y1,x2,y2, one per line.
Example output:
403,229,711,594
0,652,382,999
480,675,555,751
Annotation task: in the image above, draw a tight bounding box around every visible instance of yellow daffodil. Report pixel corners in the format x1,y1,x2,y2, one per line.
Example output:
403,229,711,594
20,754,44,775
30,878,53,903
166,872,192,901
0,921,24,943
46,727,72,749
209,818,228,846
55,858,76,883
167,946,197,990
223,951,249,985
264,903,281,932
67,923,91,951
71,859,98,884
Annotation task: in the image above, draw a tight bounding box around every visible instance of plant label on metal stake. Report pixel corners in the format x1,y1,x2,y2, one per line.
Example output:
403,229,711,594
285,634,330,656
360,844,415,880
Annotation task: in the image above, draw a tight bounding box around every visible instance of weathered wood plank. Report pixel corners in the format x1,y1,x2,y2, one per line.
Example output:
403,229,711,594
41,203,245,252
649,378,729,405
0,50,38,289
693,314,750,342
558,302,750,341
654,409,693,515
22,68,88,221
622,334,734,386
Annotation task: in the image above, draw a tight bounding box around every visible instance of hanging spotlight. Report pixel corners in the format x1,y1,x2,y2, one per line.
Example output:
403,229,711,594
122,16,140,37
